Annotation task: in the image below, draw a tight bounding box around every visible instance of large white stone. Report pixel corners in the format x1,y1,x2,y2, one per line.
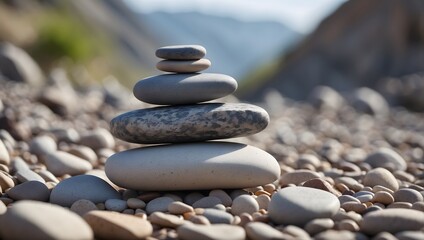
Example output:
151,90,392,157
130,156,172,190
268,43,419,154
105,142,280,191
133,73,237,105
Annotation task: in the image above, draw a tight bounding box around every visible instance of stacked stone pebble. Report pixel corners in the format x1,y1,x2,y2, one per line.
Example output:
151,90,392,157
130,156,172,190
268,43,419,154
106,45,280,191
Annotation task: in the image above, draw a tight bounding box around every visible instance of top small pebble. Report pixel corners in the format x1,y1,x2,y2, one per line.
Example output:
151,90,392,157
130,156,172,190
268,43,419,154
156,45,206,60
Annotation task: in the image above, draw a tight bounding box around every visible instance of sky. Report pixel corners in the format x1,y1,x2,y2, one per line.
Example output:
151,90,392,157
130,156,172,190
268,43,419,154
124,0,347,34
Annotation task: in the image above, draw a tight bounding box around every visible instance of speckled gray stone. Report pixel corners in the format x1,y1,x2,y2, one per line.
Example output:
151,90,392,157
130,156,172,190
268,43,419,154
105,142,280,191
110,103,269,144
133,73,237,105
156,45,206,60
156,59,211,73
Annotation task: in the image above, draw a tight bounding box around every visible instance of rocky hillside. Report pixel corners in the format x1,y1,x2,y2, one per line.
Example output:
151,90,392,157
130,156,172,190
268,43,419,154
250,0,424,103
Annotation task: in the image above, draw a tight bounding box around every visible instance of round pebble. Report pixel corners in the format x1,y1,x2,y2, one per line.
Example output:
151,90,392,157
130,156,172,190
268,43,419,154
50,175,120,207
245,222,286,240
360,209,424,235
304,218,334,236
105,199,127,212
363,168,399,191
156,59,211,73
0,200,93,240
177,223,245,240
202,208,234,224
70,199,97,216
279,170,321,186
209,189,232,207
7,180,49,202
149,212,185,228
84,210,152,239
393,188,423,204
145,197,174,214
372,191,394,205
168,201,194,215
364,148,407,171
231,195,259,216
268,187,340,226
126,198,146,209
44,151,93,176
192,196,222,209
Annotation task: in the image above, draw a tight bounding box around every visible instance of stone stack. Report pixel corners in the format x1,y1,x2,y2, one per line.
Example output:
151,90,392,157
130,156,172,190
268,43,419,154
105,45,280,191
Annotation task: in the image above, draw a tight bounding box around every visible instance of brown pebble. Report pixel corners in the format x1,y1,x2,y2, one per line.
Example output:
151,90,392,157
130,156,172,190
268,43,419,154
168,201,194,215
303,178,341,196
149,212,185,228
127,198,146,209
373,185,395,195
238,213,253,227
189,215,210,225
341,202,367,213
337,219,359,231
304,218,334,236
335,183,349,192
137,192,161,202
372,191,394,205
262,183,276,194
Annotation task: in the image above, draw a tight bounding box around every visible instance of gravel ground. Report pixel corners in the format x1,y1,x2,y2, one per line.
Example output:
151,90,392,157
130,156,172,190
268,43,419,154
0,74,423,239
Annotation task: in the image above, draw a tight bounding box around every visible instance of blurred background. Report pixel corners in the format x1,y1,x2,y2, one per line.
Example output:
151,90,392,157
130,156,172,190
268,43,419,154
0,0,423,110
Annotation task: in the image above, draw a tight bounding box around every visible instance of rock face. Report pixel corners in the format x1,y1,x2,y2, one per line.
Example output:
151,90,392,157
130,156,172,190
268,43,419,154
0,200,93,240
268,187,340,226
133,73,237,105
251,0,424,101
106,142,280,191
110,103,269,144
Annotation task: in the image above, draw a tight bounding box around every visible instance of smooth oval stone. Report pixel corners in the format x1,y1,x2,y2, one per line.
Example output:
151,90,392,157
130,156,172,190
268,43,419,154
177,223,245,240
84,210,152,240
105,142,280,191
364,148,407,171
0,200,93,240
44,151,93,177
7,181,50,202
268,187,340,226
245,222,287,240
50,175,120,207
156,45,206,60
111,103,268,144
360,209,424,235
202,208,234,224
156,59,211,73
363,168,399,191
133,73,237,105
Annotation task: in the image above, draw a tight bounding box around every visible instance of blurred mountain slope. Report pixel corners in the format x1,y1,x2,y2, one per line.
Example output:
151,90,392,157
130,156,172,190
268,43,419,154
138,11,302,80
248,0,424,100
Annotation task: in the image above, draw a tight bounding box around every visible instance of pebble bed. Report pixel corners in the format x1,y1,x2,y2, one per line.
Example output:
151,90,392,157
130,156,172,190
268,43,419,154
0,72,424,239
